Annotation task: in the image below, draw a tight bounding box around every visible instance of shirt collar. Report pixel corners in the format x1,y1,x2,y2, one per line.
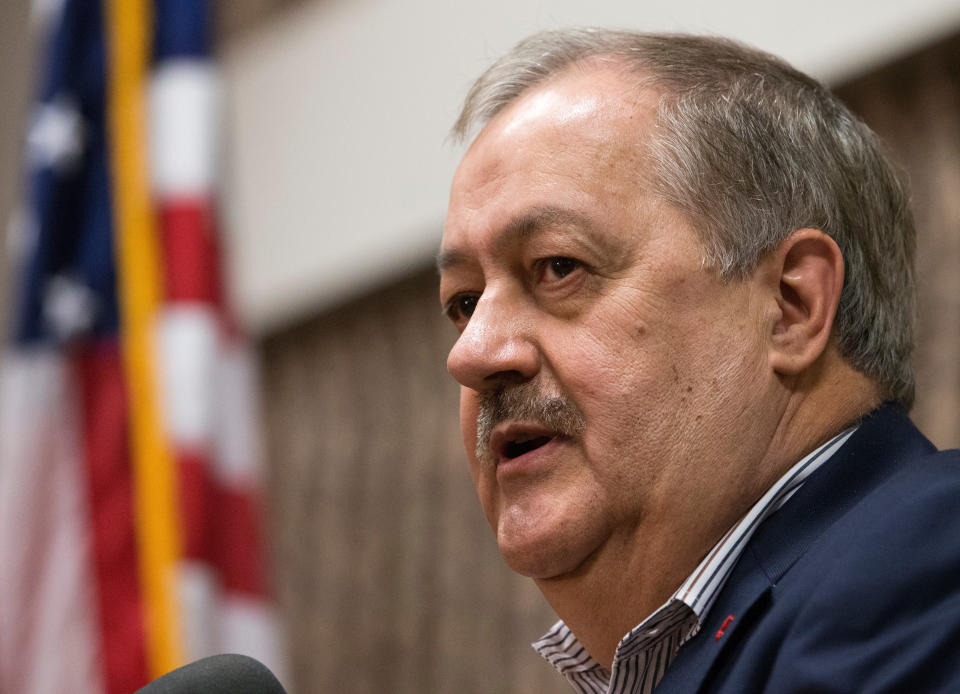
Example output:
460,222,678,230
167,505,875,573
533,426,857,691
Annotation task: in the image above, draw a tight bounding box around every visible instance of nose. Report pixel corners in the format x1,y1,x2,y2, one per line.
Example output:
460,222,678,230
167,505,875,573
446,290,540,391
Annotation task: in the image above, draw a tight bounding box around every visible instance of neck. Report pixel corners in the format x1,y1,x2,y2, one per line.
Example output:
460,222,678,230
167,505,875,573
533,350,882,669
534,512,713,667
766,347,884,469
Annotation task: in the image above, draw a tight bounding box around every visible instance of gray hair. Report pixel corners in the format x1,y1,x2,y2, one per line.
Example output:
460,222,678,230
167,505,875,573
452,28,916,407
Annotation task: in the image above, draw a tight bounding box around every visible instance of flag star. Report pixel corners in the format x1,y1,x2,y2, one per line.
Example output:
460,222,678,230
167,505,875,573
27,95,86,172
43,274,97,341
30,0,68,32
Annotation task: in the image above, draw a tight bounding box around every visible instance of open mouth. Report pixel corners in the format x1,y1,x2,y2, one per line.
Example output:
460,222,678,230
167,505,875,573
502,435,553,460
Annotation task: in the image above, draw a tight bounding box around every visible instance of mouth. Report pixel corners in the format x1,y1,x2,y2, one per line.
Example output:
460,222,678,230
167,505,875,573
489,424,563,465
502,434,553,460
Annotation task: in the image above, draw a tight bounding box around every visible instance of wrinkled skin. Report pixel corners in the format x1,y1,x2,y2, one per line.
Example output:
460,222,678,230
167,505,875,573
439,65,783,584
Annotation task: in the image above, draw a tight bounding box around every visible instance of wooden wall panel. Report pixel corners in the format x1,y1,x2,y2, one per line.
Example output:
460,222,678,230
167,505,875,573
837,32,960,449
260,269,565,694
259,32,960,694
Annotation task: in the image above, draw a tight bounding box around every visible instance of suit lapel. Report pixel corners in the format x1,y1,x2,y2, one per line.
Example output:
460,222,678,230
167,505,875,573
655,404,935,693
654,548,772,694
747,403,934,583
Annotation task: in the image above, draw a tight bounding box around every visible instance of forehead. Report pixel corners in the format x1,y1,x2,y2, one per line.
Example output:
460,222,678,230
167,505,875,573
443,65,660,256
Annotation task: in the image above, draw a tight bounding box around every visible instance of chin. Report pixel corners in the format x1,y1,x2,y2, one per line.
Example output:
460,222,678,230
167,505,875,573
495,505,604,579
501,544,586,579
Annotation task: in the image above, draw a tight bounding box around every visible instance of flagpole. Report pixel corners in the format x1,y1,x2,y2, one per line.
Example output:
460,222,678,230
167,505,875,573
104,0,184,677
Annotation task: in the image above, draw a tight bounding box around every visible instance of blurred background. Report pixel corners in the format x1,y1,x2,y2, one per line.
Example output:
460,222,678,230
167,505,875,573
1,1,958,693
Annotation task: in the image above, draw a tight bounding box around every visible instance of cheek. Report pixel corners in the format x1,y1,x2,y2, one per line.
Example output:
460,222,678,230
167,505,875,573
459,389,481,471
459,387,478,436
550,321,700,471
556,322,664,407
459,388,501,527
551,329,662,441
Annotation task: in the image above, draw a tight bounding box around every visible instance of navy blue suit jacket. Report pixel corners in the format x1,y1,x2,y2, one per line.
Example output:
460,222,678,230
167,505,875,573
656,404,960,693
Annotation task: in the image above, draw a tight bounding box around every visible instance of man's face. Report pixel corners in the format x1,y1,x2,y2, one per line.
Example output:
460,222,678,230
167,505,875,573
440,66,775,580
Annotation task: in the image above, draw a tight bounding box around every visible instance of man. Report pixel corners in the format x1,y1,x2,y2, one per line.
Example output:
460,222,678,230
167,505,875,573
438,28,960,693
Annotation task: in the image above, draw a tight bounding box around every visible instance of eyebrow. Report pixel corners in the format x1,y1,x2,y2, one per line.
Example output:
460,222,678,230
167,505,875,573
436,205,604,273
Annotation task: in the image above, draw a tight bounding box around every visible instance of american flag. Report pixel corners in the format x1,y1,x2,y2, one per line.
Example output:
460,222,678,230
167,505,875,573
0,1,283,692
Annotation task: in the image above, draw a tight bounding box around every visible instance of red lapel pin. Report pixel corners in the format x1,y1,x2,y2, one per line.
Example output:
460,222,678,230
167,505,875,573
714,614,735,641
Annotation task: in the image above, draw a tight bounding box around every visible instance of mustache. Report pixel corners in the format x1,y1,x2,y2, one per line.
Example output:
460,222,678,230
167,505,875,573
475,381,586,465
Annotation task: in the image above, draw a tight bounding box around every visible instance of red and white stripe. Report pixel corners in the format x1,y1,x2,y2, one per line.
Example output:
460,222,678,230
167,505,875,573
149,54,283,676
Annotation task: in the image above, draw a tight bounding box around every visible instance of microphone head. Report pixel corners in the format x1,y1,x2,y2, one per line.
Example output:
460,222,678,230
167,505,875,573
135,654,286,693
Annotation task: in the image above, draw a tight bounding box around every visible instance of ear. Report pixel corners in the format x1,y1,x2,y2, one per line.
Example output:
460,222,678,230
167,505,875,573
767,228,844,376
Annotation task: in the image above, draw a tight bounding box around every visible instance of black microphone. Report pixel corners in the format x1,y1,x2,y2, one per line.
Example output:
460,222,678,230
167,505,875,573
135,654,287,693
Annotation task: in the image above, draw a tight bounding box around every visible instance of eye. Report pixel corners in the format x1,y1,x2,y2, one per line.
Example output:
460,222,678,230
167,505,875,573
444,293,479,324
539,257,582,281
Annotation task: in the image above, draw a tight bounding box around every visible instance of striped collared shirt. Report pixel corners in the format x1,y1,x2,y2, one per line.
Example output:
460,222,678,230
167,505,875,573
532,427,857,694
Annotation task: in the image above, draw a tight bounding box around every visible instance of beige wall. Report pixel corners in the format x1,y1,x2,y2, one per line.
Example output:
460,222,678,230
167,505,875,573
2,4,956,691
260,32,960,693
219,0,960,334
261,269,566,693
